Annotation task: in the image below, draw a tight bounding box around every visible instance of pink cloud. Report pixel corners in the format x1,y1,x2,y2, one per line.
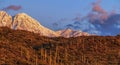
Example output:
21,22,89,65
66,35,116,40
92,0,107,14
3,5,22,11
92,4,107,14
88,0,112,23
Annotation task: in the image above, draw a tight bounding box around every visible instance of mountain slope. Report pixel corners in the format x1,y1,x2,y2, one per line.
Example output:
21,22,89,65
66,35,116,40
56,28,90,37
0,27,48,65
13,13,60,37
0,11,12,28
0,11,91,37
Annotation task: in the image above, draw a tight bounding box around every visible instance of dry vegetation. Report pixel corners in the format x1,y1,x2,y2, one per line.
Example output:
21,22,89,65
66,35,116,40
0,27,120,65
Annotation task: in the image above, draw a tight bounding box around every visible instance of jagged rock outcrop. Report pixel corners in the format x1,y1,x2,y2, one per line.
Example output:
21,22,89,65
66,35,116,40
0,11,12,28
13,13,60,37
56,28,90,38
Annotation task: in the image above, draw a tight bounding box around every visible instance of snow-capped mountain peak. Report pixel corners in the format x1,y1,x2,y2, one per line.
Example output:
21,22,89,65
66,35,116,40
0,11,12,28
0,11,91,37
56,28,90,38
13,12,60,37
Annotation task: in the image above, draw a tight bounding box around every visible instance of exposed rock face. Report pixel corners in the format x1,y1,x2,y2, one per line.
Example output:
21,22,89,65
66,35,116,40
56,28,90,38
0,11,12,28
13,13,60,37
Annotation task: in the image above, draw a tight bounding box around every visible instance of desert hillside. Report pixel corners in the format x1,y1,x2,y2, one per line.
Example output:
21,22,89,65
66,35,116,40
0,27,120,65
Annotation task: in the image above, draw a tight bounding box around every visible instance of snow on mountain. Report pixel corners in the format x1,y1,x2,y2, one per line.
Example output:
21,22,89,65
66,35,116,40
13,13,60,37
56,28,90,38
0,11,91,37
0,11,12,28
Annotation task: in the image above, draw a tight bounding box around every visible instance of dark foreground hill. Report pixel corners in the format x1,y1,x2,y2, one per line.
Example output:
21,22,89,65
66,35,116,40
0,27,120,65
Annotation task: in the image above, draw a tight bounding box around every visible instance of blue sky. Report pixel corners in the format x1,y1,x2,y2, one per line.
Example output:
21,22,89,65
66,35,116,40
0,0,120,35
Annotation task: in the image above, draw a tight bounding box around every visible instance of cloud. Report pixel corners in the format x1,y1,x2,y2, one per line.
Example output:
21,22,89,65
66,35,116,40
114,24,120,29
64,0,120,36
2,5,22,11
92,2,107,14
52,23,58,26
88,14,120,35
66,20,101,35
89,0,109,23
66,24,74,28
87,13,108,24
72,16,81,21
85,0,117,24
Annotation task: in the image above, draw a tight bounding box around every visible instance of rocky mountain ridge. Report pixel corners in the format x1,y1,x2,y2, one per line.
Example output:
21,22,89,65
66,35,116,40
0,11,91,37
56,28,90,38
